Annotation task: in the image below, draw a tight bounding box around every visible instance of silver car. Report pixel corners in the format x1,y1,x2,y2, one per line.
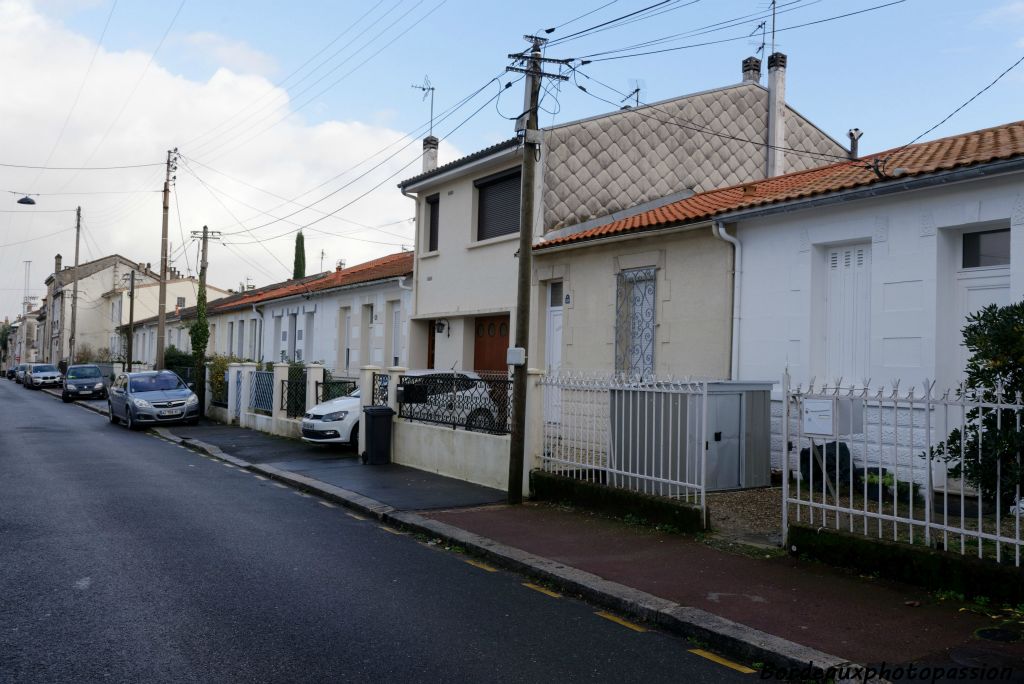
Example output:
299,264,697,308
108,371,200,430
24,363,62,390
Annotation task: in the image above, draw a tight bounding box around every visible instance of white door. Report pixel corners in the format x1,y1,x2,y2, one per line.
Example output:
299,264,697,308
955,270,1010,377
824,245,871,386
545,282,564,423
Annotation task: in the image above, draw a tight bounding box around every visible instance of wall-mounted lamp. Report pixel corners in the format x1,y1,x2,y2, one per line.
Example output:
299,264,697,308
434,318,450,337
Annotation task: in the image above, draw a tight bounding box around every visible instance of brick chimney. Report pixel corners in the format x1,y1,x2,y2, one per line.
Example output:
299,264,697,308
54,254,62,274
742,56,761,84
766,52,787,177
422,136,439,173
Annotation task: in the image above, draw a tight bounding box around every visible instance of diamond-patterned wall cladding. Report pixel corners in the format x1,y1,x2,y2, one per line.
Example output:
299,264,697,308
541,84,845,233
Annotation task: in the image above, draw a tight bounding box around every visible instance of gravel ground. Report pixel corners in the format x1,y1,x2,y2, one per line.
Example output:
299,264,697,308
707,487,783,541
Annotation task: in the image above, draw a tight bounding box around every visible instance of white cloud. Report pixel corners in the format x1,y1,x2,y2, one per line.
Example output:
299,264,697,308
181,31,279,78
0,0,456,317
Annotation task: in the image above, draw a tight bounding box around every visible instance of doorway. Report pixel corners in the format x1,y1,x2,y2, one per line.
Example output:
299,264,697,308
473,314,510,372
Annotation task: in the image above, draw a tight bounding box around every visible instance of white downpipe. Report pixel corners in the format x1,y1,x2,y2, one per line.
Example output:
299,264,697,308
712,221,741,380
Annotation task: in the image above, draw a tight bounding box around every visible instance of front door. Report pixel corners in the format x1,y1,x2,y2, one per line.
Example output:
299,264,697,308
824,244,871,385
473,315,510,373
545,282,564,423
955,270,1010,376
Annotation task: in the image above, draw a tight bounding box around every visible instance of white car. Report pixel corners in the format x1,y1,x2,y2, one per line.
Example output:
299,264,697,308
301,389,361,447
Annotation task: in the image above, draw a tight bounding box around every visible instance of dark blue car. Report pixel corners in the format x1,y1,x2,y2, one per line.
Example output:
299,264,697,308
108,371,199,430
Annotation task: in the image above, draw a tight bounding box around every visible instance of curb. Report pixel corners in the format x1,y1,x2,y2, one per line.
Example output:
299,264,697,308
160,425,878,681
43,388,109,417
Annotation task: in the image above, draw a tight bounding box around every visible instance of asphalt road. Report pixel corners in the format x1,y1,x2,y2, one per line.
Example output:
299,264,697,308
0,380,750,684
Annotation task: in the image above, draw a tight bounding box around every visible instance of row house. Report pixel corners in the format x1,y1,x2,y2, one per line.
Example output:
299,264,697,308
397,53,847,376
128,251,413,375
40,253,228,364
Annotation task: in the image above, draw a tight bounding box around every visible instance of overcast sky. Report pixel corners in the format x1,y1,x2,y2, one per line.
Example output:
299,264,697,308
1,0,1022,319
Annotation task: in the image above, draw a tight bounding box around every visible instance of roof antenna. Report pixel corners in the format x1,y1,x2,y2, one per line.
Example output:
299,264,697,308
620,78,644,109
411,76,436,136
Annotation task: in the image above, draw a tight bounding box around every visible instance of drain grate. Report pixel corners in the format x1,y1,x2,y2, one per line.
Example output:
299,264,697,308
975,627,1021,643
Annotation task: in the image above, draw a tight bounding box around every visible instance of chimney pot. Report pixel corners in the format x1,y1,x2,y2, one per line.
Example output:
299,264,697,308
848,128,863,159
742,57,761,84
422,136,439,173
767,52,787,71
54,254,62,274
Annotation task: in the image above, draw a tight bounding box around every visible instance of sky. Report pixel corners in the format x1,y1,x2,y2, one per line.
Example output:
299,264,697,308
1,0,1022,321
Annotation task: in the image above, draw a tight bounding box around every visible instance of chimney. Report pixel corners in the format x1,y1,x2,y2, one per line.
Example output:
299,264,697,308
422,135,439,173
766,52,787,177
848,128,863,159
54,254,62,274
138,262,145,272
742,56,761,84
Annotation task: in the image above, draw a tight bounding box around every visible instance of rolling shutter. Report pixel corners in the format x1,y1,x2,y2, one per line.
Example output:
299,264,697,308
426,194,439,252
475,169,521,241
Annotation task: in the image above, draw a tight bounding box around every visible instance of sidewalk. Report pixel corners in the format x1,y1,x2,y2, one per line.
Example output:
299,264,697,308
57,392,1023,679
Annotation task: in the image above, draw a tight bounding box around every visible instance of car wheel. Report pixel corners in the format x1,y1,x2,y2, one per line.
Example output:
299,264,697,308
62,393,71,402
108,403,119,424
125,408,136,431
465,409,496,433
348,423,360,451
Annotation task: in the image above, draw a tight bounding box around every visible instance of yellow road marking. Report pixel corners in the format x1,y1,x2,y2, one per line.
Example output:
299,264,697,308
464,559,498,573
273,483,288,489
346,512,367,521
687,649,756,674
522,582,560,598
222,463,236,469
595,611,647,632
253,475,268,481
318,501,336,508
379,525,405,535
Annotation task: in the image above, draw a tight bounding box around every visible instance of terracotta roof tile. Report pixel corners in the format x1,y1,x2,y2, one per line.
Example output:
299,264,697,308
535,119,1024,250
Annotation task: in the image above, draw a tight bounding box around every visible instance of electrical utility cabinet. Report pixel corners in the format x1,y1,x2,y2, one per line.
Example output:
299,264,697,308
609,381,774,492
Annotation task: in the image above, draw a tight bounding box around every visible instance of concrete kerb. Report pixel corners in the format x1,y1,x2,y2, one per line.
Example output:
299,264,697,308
155,425,879,682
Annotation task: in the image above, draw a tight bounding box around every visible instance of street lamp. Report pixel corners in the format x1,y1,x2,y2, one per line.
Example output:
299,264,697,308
16,195,35,205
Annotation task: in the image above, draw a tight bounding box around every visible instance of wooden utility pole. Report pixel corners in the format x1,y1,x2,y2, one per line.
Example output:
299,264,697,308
155,148,177,370
125,270,135,371
505,37,568,504
68,206,81,365
190,225,220,415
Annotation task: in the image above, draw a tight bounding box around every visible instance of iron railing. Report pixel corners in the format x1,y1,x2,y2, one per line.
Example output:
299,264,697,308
316,376,357,404
249,370,273,414
371,373,389,406
397,372,512,434
781,373,1024,566
539,372,708,514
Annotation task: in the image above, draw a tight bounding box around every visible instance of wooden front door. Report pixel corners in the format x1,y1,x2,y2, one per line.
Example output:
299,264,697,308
473,315,510,372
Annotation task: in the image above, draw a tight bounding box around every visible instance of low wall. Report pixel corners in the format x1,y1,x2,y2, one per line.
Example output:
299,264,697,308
206,405,230,424
392,419,510,491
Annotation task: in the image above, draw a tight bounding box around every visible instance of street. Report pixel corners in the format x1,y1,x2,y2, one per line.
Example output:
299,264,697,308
0,380,746,684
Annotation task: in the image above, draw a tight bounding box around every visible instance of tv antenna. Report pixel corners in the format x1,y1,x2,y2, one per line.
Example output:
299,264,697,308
620,78,644,109
411,75,436,136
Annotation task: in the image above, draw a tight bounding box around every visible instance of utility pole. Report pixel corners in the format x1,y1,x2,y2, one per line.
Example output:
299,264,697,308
155,148,178,370
191,225,221,415
68,206,81,365
505,36,569,504
125,270,135,372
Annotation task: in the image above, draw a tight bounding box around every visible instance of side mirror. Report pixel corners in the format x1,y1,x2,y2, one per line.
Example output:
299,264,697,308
188,382,195,390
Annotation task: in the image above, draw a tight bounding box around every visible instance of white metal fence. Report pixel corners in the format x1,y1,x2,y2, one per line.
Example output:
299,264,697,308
539,372,709,522
781,372,1024,566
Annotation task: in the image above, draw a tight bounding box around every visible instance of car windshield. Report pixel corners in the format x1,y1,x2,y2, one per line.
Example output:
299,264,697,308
130,374,186,392
33,365,58,373
67,367,101,379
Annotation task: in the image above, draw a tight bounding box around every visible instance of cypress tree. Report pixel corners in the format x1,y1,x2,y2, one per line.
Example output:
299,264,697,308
293,231,306,279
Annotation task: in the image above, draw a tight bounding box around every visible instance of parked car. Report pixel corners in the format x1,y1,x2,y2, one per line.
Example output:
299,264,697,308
14,363,29,384
24,363,62,390
5,366,17,380
301,389,361,448
107,370,199,430
396,369,509,433
62,364,108,402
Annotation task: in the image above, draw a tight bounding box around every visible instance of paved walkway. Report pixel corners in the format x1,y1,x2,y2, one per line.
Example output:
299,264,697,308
165,421,507,511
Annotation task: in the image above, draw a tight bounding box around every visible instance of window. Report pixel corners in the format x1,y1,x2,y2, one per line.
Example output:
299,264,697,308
963,229,1010,268
176,296,186,308
615,267,656,377
426,194,440,252
549,281,564,307
475,169,521,241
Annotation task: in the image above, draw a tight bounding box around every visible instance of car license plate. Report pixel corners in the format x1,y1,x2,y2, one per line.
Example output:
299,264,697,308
160,409,182,417
78,389,90,394
302,421,314,430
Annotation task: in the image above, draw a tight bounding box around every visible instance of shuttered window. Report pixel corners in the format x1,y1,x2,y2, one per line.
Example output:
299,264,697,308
426,194,439,252
475,169,521,241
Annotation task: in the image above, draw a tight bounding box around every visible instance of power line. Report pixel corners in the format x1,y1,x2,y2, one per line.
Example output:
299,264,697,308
580,1,906,63
181,0,390,151
0,227,74,248
0,160,162,171
547,0,679,45
194,0,449,163
572,67,850,164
